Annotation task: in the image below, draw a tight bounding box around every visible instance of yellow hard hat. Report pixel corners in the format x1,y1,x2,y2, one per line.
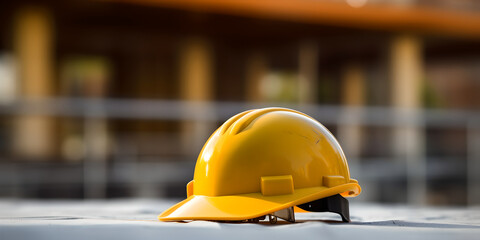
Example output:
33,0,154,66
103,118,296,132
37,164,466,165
159,107,361,223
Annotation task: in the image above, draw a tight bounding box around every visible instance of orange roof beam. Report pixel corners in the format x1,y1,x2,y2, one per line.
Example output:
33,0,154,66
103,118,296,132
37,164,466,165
109,0,480,39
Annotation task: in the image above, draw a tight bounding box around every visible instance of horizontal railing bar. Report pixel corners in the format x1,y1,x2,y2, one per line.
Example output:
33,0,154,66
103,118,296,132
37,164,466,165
0,98,478,127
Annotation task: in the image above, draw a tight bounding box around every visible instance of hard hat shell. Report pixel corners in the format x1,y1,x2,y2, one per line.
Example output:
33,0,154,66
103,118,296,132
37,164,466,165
159,107,361,221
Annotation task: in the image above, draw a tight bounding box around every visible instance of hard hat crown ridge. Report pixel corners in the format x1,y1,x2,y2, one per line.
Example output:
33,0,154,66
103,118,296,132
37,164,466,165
159,107,361,223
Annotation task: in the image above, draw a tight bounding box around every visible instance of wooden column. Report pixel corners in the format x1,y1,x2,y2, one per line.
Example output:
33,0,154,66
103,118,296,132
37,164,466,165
179,38,214,156
338,63,366,199
12,6,55,159
339,64,365,159
390,34,426,205
298,41,318,104
245,52,268,102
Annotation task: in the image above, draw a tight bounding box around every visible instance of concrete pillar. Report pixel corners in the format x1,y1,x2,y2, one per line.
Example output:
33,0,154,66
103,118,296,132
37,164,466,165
389,34,426,205
179,37,214,156
298,41,318,104
12,6,55,159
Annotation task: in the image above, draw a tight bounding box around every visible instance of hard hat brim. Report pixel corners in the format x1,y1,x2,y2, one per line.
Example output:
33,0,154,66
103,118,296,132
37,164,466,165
158,182,360,221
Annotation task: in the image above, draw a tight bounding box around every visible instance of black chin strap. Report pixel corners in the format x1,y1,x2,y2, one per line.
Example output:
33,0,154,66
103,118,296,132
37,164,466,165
297,194,350,222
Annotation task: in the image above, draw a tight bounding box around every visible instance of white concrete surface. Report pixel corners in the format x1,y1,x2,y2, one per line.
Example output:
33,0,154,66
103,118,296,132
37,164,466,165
0,199,479,240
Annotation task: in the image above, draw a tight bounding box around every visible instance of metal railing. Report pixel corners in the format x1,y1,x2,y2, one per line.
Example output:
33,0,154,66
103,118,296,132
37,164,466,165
0,98,478,205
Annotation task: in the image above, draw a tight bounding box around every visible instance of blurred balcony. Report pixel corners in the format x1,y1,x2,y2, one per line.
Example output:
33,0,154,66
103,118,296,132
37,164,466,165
0,0,479,206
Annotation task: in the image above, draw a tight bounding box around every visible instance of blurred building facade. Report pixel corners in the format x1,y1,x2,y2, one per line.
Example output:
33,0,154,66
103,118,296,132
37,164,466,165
0,0,479,205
